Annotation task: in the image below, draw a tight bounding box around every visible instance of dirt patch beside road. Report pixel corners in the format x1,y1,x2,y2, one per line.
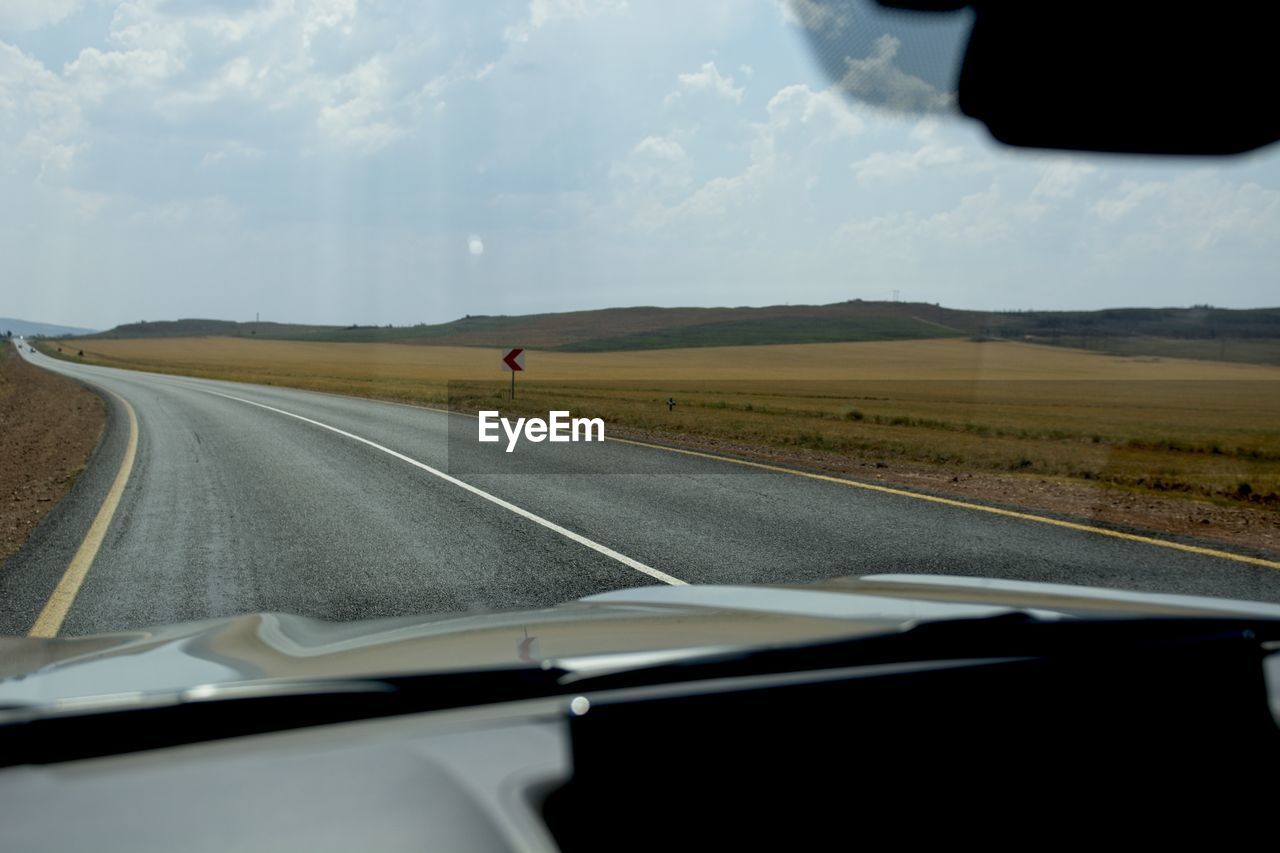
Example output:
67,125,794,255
0,346,105,565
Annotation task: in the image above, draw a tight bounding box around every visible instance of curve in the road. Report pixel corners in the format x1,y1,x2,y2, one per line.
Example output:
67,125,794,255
6,343,1280,637
191,384,685,587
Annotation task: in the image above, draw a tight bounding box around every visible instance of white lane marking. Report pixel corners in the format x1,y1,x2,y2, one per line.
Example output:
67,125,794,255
187,386,685,586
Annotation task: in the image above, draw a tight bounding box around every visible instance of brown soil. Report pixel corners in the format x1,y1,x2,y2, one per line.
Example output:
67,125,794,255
610,426,1280,559
0,347,105,564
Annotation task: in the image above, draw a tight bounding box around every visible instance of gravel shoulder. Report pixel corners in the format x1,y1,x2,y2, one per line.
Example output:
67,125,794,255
0,343,105,565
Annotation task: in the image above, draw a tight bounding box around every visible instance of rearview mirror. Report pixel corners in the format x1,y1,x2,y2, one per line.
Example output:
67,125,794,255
793,1,1280,155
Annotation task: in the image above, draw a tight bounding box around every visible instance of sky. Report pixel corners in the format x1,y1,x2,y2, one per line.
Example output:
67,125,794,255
1,0,1277,331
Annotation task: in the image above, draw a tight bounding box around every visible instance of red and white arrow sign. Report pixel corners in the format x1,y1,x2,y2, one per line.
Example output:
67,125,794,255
501,347,525,371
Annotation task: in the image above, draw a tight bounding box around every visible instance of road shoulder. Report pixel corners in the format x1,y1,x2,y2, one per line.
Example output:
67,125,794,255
0,347,128,635
0,345,106,564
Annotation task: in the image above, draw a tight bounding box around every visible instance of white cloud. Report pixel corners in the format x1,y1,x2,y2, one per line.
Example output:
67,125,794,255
0,0,81,32
159,55,267,113
645,84,865,227
3,2,1278,327
672,163,770,220
777,0,846,32
926,183,1047,244
76,0,436,155
837,34,952,113
103,0,367,108
829,177,1056,306
764,83,862,141
1091,179,1164,223
200,140,264,169
316,55,406,152
107,0,353,52
0,42,82,179
604,133,694,229
421,60,495,100
612,135,692,187
1032,160,1097,200
908,117,941,142
64,46,182,102
503,0,628,44
1090,173,1280,250
852,142,965,184
126,194,241,227
608,82,864,232
0,0,429,248
664,61,744,107
833,158,1280,305
301,0,358,49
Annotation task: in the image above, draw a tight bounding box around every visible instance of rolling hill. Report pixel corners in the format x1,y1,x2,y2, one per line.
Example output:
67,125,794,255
1,318,97,338
80,303,965,349
70,302,1280,364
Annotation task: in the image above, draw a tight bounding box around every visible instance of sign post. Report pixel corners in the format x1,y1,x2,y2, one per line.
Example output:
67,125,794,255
501,347,525,399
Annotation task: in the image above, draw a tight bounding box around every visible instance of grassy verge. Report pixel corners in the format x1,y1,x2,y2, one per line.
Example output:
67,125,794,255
445,379,1280,508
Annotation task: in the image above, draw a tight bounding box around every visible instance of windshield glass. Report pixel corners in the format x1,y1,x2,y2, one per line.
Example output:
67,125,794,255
1,1,1277,673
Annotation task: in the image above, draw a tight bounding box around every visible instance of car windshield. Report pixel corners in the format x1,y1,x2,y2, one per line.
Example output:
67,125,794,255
1,1,1277,676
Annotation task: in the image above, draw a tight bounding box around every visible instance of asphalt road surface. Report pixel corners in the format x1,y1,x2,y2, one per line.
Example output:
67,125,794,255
5,343,1280,636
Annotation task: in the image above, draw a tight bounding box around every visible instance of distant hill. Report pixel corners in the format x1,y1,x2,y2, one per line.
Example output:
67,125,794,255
378,303,965,349
69,303,1280,365
79,304,966,349
956,305,1280,342
1,318,97,338
89,319,337,340
555,313,959,351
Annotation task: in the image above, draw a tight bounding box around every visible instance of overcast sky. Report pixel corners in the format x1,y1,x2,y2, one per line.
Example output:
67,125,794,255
2,0,1278,331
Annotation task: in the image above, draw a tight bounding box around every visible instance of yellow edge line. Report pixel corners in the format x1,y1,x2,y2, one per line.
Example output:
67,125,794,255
607,436,1280,571
28,391,139,638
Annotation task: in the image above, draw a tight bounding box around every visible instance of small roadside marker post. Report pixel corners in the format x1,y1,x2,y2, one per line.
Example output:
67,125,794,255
501,348,525,399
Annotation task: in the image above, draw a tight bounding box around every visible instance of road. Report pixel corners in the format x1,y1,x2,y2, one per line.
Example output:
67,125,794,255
4,343,1280,636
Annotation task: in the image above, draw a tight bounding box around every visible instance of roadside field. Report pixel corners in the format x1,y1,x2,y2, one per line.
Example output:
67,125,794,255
48,336,1280,511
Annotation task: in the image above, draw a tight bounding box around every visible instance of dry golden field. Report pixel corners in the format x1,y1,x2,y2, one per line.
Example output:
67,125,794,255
57,335,1280,381
51,336,1280,508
